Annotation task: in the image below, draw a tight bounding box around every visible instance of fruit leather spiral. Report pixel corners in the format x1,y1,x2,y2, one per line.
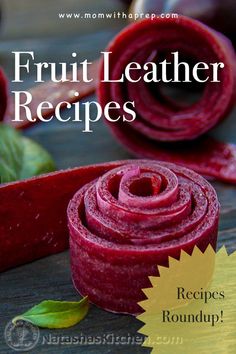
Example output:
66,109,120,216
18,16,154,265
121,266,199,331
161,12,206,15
68,160,219,315
98,16,236,184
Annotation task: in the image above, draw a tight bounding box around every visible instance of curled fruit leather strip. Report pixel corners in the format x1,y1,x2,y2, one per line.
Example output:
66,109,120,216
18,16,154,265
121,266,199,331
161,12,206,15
68,160,219,315
98,16,236,184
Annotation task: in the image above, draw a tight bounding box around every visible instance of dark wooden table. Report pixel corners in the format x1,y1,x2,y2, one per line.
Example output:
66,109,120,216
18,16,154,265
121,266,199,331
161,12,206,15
0,1,236,353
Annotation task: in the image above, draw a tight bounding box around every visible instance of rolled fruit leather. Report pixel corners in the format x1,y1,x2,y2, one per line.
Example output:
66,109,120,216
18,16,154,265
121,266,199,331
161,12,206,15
130,0,236,46
1,17,236,183
0,159,219,287
98,16,236,183
68,160,220,314
0,68,8,120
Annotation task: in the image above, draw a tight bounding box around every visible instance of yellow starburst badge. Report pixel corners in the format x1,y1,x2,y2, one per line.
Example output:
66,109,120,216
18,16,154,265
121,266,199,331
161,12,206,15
138,246,236,354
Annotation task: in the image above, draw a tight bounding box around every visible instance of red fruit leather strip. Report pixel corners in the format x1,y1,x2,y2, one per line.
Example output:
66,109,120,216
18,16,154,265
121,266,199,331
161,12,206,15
98,16,236,183
0,161,119,272
110,131,236,184
3,59,100,129
68,160,219,315
0,68,8,121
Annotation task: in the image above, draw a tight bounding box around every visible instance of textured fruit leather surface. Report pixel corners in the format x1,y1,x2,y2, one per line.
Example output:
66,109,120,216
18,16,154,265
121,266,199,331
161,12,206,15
0,163,119,272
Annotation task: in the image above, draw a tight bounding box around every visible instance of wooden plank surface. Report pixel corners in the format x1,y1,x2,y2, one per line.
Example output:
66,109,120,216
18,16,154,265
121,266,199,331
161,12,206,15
0,1,236,353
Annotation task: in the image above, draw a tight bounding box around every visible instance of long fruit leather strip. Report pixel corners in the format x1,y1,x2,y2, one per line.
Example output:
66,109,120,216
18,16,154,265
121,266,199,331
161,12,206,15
98,16,236,184
2,60,100,129
0,161,119,272
68,160,219,315
113,134,236,184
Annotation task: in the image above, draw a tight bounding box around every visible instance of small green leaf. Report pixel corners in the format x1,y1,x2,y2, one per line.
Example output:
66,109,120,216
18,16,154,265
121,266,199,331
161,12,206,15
20,137,55,179
0,123,55,183
0,124,23,182
12,297,89,329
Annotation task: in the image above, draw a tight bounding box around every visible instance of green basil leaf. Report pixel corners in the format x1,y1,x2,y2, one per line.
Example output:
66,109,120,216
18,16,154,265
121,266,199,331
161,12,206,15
20,137,55,179
0,123,55,183
0,124,23,183
12,297,89,329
